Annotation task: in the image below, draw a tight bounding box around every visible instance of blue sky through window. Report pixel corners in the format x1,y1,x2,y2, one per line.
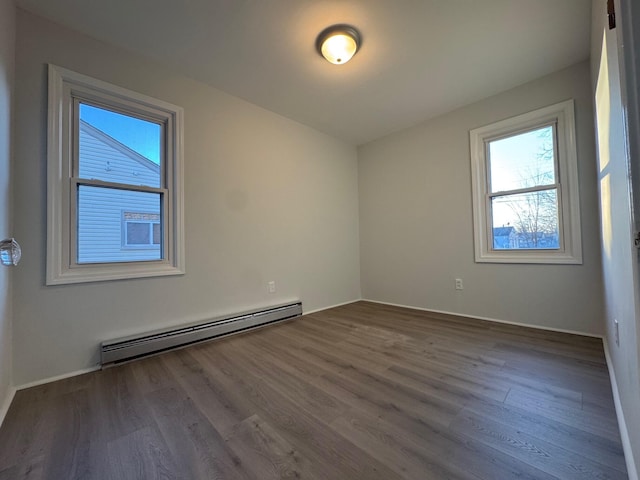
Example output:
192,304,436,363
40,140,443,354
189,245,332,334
80,103,161,164
489,126,556,229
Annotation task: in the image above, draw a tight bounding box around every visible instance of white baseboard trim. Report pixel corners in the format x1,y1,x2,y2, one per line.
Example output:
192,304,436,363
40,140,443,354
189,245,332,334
603,339,639,480
360,299,603,338
303,299,361,316
15,366,101,391
0,386,16,429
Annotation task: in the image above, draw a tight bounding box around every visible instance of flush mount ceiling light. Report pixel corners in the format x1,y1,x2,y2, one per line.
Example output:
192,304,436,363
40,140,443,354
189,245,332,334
316,24,361,65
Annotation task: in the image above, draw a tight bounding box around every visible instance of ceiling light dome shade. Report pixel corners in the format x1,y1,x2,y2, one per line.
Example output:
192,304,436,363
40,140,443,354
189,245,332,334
316,25,361,65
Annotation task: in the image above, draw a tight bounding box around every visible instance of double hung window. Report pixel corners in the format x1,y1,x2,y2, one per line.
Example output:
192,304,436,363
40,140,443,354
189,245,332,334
47,65,184,284
469,100,582,264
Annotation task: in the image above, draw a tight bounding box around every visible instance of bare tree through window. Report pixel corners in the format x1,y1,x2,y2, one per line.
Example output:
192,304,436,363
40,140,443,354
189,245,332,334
490,125,560,250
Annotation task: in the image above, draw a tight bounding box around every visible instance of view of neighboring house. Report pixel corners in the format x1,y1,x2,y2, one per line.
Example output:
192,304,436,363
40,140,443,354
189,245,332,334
77,120,161,263
492,226,517,249
493,225,560,250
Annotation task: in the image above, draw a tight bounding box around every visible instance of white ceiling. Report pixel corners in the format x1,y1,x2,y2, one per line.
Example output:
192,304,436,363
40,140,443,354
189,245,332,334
17,0,592,145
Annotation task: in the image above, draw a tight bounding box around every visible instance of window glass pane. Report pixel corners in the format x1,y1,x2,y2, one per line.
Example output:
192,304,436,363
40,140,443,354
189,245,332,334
78,103,161,188
491,189,559,250
77,185,162,263
488,125,555,193
152,223,161,245
127,223,150,245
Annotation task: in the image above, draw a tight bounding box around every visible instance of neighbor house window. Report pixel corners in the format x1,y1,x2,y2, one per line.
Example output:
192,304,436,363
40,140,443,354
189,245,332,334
47,65,185,284
469,100,582,264
122,212,161,248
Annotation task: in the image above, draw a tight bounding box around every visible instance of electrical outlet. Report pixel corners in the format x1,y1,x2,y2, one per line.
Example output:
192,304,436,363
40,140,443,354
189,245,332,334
455,278,463,290
614,319,619,346
268,281,276,294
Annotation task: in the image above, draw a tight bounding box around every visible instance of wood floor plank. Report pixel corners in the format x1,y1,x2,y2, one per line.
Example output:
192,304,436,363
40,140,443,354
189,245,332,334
224,414,310,480
331,399,559,480
91,366,155,443
216,340,351,424
0,301,628,479
469,363,585,406
464,397,627,472
105,426,183,480
321,366,462,428
270,324,393,372
330,410,482,480
193,344,406,480
160,349,253,437
501,355,611,392
145,385,253,480
387,363,510,403
0,455,45,480
504,387,621,440
0,391,55,471
491,342,609,371
42,389,107,480
450,407,628,480
129,354,179,395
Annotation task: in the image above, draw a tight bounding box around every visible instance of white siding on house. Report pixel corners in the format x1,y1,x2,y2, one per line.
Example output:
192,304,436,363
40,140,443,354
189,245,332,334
78,186,160,263
77,121,161,263
79,122,160,187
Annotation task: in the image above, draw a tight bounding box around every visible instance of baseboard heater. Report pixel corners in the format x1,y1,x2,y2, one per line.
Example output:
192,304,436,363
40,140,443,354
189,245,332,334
101,301,302,366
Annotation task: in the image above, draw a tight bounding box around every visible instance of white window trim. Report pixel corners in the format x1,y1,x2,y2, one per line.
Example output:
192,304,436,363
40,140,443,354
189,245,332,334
469,99,582,264
47,64,185,284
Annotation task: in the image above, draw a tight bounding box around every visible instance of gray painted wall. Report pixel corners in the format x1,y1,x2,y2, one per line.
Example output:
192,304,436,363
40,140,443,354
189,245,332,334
358,61,605,335
591,0,640,475
12,10,361,385
0,0,15,419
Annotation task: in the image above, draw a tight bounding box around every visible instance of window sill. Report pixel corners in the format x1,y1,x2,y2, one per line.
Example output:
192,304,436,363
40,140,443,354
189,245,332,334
46,262,185,285
475,250,583,264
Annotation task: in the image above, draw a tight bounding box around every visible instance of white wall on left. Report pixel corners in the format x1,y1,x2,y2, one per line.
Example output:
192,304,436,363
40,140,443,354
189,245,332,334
0,0,15,422
12,10,361,386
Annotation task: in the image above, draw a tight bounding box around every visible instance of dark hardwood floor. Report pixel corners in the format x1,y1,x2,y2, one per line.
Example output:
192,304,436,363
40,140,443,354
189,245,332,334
0,301,628,479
